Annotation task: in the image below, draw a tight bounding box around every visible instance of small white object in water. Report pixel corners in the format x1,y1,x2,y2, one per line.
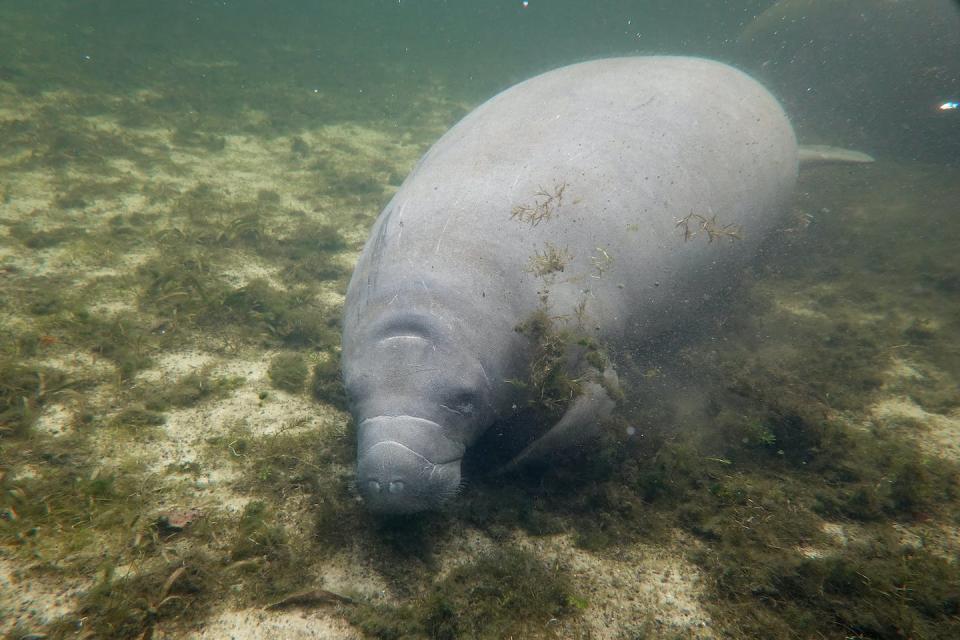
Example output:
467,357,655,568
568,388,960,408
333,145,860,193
939,101,959,111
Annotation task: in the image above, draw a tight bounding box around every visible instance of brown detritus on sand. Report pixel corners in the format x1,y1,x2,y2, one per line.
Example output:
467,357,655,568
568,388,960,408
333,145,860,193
264,588,354,611
156,508,205,533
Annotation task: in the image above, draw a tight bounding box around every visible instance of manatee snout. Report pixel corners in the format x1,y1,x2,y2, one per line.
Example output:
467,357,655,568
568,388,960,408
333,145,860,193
356,416,465,514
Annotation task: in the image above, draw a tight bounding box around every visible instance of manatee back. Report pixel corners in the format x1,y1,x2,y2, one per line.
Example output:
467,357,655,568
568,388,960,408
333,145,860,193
345,57,798,363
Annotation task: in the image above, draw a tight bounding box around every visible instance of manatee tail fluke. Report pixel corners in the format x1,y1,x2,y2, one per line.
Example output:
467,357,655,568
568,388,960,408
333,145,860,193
798,144,875,166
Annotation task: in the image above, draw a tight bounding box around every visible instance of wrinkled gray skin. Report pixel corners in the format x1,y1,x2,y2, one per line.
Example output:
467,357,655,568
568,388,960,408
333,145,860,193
342,56,802,514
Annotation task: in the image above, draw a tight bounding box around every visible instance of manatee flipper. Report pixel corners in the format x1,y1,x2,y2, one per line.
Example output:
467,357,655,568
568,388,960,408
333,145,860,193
502,369,619,472
798,144,875,166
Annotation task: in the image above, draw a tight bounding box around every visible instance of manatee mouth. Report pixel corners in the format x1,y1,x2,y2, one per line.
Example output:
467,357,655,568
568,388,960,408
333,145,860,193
357,441,462,514
356,416,465,514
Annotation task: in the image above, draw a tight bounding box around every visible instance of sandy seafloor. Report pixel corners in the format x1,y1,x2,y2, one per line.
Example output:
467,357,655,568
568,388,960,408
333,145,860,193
1,10,959,640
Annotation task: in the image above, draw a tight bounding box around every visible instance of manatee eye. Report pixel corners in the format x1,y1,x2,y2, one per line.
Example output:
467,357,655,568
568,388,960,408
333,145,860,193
439,388,481,419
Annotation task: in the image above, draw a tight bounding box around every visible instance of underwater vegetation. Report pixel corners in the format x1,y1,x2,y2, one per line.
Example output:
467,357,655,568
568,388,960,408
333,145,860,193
311,351,350,411
0,111,366,636
137,368,244,413
512,308,586,417
0,360,78,437
268,352,310,393
3,145,959,640
346,548,582,640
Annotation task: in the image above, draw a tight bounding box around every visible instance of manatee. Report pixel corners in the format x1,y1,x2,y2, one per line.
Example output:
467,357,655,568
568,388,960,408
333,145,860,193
341,56,871,514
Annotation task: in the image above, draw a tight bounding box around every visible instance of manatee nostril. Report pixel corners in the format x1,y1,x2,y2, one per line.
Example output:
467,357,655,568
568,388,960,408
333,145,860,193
356,437,464,512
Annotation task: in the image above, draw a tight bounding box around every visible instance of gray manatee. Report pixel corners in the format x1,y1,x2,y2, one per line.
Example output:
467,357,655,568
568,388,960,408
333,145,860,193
341,56,871,514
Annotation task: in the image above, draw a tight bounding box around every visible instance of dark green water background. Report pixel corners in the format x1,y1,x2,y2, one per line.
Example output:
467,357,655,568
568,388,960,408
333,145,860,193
4,0,958,158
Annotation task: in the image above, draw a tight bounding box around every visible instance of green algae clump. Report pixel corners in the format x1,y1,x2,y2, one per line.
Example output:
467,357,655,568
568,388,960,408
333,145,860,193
268,352,309,393
347,547,581,640
422,547,580,640
312,352,349,411
513,309,583,416
142,369,244,411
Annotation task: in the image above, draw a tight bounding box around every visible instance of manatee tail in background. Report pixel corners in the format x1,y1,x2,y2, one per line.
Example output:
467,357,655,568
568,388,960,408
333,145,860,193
736,0,804,45
799,144,875,166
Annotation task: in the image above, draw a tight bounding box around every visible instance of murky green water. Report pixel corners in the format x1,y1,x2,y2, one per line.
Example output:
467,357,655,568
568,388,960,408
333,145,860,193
1,2,958,639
